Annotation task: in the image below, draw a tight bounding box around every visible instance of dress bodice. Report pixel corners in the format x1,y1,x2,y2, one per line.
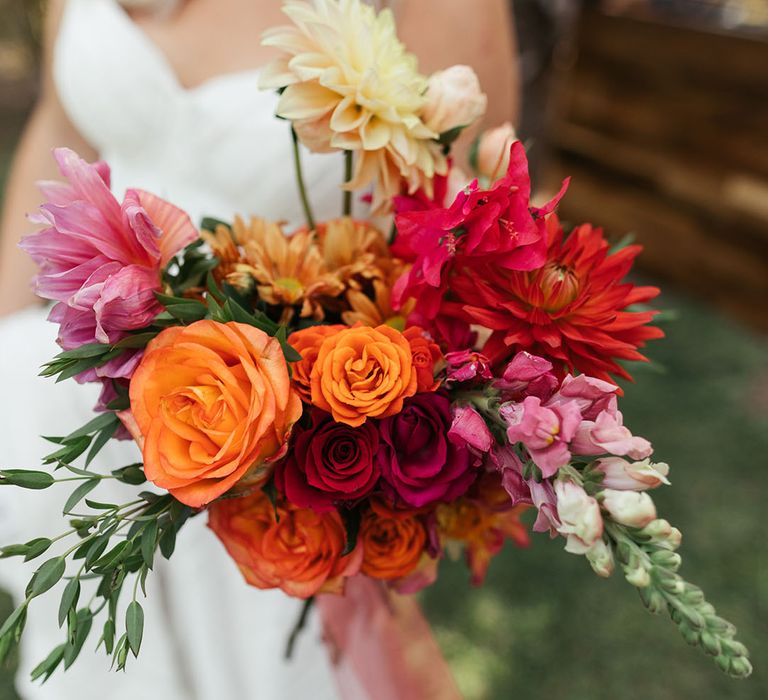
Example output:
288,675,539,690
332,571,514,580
54,0,345,225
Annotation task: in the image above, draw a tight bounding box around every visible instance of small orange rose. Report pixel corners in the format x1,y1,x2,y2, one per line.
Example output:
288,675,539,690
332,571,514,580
129,320,302,507
208,490,361,598
287,324,346,402
310,324,417,426
403,326,443,392
360,501,428,581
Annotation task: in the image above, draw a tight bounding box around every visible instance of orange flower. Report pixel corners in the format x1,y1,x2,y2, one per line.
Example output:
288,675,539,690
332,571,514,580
129,321,302,507
316,218,390,287
342,259,416,329
403,326,443,392
310,324,417,426
436,473,530,585
287,324,346,403
208,490,361,598
360,501,428,580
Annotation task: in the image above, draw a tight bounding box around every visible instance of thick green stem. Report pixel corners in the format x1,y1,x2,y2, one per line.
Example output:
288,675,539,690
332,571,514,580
342,150,353,217
291,127,316,230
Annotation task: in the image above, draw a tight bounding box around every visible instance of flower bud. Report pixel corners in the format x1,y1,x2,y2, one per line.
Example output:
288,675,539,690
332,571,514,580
595,457,670,491
555,480,603,554
422,65,487,135
625,565,651,587
476,122,517,181
585,538,614,577
601,489,657,528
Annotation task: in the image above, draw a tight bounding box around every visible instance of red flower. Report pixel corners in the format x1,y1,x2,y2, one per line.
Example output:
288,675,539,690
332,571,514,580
392,143,568,321
450,216,663,383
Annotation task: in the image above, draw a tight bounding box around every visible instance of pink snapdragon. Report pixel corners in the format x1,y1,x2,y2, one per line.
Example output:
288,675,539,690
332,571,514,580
501,395,581,477
448,404,494,464
571,409,652,460
600,489,657,528
444,349,493,384
496,351,558,401
595,457,670,491
21,148,197,369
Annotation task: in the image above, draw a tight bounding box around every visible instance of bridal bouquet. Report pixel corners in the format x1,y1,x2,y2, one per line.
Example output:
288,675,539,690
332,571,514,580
0,0,751,685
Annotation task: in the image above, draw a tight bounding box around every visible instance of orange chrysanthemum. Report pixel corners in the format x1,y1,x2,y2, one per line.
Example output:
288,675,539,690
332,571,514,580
450,216,664,383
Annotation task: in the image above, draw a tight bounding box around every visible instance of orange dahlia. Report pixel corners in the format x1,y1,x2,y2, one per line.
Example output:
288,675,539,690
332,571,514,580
450,216,664,383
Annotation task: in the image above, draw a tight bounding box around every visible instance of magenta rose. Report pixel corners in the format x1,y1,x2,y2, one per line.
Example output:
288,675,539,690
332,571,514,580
377,393,474,507
276,410,380,511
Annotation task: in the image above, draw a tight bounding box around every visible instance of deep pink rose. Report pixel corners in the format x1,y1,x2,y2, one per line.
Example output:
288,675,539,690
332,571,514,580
377,393,474,508
276,410,380,511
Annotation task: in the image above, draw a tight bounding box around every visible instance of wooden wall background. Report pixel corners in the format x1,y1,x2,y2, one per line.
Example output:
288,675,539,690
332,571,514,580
542,6,768,331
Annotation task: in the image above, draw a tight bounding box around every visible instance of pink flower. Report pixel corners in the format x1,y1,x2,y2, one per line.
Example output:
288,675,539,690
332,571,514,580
594,457,670,491
475,122,518,182
571,409,653,460
554,480,603,554
548,373,619,420
601,489,657,528
21,149,197,364
528,479,560,535
496,351,558,401
448,404,494,463
501,395,581,477
444,349,493,384
421,65,487,134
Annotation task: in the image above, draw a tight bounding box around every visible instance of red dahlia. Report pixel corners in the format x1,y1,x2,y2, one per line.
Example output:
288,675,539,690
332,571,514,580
448,216,664,383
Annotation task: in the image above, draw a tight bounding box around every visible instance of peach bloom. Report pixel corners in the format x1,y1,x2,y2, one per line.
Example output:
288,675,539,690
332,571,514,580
360,501,428,581
287,324,346,403
476,122,517,182
310,324,417,426
208,490,362,598
129,321,302,507
421,65,487,135
403,326,443,392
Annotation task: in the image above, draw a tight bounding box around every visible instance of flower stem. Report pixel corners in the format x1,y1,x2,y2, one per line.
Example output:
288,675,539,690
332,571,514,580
291,127,316,231
284,596,315,660
342,150,353,217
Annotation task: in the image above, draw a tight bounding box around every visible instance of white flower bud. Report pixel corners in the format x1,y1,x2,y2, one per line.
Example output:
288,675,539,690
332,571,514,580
555,480,603,553
475,122,517,181
601,489,657,528
422,65,487,135
585,539,615,577
625,565,651,587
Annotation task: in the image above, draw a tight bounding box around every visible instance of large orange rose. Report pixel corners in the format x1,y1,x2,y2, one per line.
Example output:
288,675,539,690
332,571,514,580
310,324,417,426
403,326,443,392
208,490,362,598
287,324,345,402
129,320,302,507
360,501,428,581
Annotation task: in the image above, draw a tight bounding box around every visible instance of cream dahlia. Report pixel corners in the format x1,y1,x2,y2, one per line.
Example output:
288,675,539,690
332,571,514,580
259,0,447,212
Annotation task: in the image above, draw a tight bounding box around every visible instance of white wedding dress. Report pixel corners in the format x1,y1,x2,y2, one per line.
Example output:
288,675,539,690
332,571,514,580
0,1,348,698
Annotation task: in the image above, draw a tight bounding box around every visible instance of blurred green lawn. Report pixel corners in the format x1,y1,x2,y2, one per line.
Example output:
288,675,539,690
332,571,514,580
0,124,765,698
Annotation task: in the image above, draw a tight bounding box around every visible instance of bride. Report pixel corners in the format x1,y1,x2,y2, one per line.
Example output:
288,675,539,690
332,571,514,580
0,0,518,697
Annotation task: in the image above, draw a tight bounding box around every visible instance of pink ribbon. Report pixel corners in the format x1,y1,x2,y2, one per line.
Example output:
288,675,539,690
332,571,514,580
317,576,462,700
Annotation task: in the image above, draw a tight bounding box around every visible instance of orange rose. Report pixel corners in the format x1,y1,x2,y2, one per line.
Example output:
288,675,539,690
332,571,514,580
360,501,428,581
129,320,302,507
208,490,362,598
287,324,346,402
310,324,417,426
403,326,443,392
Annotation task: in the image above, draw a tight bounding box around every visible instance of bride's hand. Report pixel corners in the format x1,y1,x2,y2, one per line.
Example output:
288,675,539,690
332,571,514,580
0,0,97,317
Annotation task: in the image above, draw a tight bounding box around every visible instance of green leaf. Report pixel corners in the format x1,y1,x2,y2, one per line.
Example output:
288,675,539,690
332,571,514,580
101,619,116,655
27,557,66,598
65,412,119,441
85,421,120,466
112,465,147,486
112,332,160,350
206,271,226,303
159,527,178,559
30,643,66,682
84,535,111,568
85,499,118,510
63,609,93,669
43,436,92,466
63,479,100,514
92,541,131,571
126,601,144,657
140,520,159,569
0,603,27,641
340,508,362,557
0,543,30,559
200,216,231,232
58,578,81,628
0,469,54,490
23,537,53,562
